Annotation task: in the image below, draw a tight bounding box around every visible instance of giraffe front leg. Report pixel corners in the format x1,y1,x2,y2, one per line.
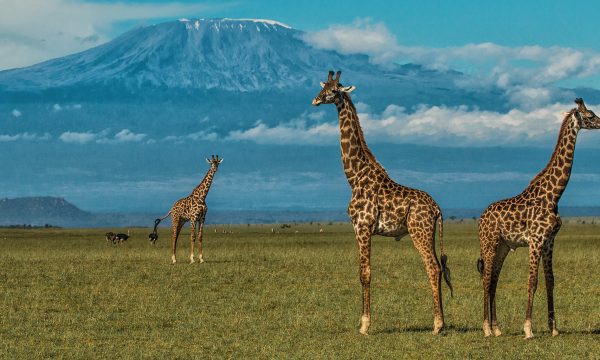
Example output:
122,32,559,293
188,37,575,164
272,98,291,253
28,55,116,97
198,219,205,263
189,220,197,264
353,224,372,335
524,241,543,339
542,238,559,337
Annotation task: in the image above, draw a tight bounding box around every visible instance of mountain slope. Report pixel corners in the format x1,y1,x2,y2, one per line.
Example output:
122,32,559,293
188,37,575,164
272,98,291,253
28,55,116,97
0,18,493,107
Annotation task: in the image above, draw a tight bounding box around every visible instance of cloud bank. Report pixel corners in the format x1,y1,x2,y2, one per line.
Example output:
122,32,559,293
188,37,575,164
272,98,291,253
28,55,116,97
59,129,147,144
221,102,582,147
303,19,600,109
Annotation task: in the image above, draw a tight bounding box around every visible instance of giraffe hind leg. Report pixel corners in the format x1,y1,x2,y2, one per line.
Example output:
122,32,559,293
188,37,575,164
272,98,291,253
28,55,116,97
489,242,510,337
408,217,444,335
480,232,501,337
171,217,184,264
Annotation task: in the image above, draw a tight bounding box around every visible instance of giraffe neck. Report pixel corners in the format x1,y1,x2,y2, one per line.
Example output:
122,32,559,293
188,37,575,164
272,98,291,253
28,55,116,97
191,167,217,201
335,94,386,186
525,113,579,204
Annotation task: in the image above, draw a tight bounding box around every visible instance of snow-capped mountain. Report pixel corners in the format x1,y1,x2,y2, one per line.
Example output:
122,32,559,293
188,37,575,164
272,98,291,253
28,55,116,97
0,18,484,105
0,18,375,92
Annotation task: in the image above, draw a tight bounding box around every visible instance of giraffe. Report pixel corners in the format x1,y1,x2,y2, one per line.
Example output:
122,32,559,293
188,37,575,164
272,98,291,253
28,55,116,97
312,71,453,335
478,98,600,339
155,155,223,264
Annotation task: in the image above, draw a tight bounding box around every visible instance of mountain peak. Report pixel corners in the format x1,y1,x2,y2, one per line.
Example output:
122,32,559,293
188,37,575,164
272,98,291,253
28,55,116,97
178,18,292,30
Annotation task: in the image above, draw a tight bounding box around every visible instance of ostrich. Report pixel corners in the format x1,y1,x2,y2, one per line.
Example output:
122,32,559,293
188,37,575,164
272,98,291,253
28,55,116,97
148,218,160,245
115,230,130,244
105,232,116,244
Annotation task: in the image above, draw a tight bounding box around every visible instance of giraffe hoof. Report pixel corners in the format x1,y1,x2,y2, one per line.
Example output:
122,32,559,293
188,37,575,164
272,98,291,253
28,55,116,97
552,329,559,337
493,328,502,337
359,315,370,335
483,322,493,337
433,320,444,335
524,321,534,339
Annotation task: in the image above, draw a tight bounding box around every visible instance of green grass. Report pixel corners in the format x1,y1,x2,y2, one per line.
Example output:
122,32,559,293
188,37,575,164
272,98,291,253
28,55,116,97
0,222,598,359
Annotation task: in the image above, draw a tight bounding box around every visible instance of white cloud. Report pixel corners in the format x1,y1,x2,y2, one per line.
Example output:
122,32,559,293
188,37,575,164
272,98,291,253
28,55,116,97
53,103,62,111
113,129,146,143
226,119,338,145
302,19,399,65
0,0,228,70
163,130,218,143
219,102,592,147
59,128,149,143
303,19,600,108
0,132,50,141
11,109,22,117
59,131,98,144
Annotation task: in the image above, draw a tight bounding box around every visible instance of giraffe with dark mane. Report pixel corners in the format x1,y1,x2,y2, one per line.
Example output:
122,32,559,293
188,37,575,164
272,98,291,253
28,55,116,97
312,71,452,335
478,98,600,339
155,155,223,264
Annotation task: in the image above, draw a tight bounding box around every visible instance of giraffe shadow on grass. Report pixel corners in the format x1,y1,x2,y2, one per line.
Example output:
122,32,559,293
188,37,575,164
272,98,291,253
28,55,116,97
379,324,481,334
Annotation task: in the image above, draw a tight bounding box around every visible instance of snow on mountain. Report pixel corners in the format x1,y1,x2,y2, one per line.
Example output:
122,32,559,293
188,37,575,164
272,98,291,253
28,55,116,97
0,17,480,106
0,18,378,93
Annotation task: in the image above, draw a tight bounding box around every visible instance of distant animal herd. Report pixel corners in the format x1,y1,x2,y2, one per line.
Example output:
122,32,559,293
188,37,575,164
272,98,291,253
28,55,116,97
101,71,599,338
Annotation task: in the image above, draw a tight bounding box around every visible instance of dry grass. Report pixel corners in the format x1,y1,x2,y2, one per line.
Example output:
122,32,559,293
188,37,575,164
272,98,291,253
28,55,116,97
0,222,598,359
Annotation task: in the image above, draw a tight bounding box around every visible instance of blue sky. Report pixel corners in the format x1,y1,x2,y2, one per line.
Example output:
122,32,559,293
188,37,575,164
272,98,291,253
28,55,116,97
3,0,600,213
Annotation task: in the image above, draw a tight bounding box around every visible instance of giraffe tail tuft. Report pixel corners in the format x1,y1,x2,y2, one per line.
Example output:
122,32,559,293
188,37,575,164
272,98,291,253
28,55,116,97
477,258,484,277
441,254,453,298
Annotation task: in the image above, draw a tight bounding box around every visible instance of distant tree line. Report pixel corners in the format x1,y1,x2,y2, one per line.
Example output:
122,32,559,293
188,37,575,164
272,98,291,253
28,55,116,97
0,224,60,229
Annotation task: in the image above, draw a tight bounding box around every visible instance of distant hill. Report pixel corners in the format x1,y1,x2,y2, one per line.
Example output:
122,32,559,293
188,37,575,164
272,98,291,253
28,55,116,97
0,197,93,227
1,197,599,228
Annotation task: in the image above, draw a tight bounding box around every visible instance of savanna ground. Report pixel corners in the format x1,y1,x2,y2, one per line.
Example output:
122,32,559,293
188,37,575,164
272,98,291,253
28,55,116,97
0,220,598,359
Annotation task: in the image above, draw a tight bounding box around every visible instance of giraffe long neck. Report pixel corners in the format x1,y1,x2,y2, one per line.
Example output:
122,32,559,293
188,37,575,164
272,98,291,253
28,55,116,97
525,113,579,204
191,167,217,201
335,94,385,187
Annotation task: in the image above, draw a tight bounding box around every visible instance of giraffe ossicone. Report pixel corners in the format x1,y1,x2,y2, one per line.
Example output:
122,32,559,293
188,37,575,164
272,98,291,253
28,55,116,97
478,98,600,339
312,70,452,335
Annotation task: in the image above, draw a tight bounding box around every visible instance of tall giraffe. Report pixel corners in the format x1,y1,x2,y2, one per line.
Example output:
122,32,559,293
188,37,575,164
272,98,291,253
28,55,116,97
155,155,223,264
478,98,600,339
312,71,452,335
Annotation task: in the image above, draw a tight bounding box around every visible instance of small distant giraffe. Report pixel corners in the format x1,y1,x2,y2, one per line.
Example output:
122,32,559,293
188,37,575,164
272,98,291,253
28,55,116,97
312,71,452,335
155,155,223,264
478,98,600,339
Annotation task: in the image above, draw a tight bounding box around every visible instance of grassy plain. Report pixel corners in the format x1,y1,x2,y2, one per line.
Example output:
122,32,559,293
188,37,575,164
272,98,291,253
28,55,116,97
0,221,598,359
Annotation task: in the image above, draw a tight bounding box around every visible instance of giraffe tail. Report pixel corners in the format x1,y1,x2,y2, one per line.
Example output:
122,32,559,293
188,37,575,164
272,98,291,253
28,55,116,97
438,214,453,297
477,258,484,277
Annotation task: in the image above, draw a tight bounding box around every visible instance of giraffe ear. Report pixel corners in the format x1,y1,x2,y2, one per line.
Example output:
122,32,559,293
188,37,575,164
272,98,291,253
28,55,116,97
320,82,326,88
341,86,356,93
206,158,211,164
218,158,224,164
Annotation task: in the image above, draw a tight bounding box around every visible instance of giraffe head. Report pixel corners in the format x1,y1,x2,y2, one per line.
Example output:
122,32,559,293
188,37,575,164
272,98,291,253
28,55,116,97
573,98,600,129
311,70,356,106
205,154,223,171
